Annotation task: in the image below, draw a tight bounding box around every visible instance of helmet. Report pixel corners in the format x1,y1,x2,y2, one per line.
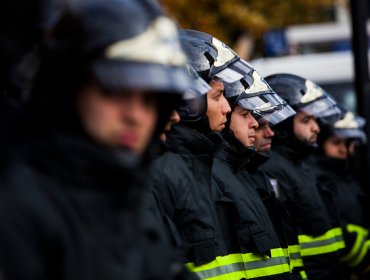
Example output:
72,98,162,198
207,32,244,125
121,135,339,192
221,59,295,126
264,73,341,119
329,111,366,144
177,64,209,121
35,0,192,99
179,29,239,82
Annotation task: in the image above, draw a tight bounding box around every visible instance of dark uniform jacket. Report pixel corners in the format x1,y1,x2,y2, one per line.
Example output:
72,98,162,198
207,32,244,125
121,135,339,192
211,138,292,280
0,130,187,280
151,124,231,279
314,156,370,278
261,141,345,280
239,151,306,280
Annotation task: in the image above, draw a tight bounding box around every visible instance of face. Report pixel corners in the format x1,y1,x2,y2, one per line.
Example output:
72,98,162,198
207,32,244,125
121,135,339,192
293,111,320,145
323,134,348,159
77,85,159,154
160,110,180,142
230,105,259,147
207,78,231,132
254,120,275,152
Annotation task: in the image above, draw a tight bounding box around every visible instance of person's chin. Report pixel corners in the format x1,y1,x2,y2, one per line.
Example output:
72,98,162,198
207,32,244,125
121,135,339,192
260,144,271,152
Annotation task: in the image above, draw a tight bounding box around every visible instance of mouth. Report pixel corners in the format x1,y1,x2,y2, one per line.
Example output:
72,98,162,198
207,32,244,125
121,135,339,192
261,142,272,149
310,134,318,143
119,133,139,149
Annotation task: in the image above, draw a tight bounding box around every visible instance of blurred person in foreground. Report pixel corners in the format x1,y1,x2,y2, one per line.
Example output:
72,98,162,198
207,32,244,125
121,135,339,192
262,73,346,280
0,0,194,279
315,111,370,280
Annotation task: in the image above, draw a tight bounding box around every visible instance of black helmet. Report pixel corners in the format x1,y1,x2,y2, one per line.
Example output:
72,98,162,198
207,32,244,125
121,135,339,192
34,0,192,101
221,59,296,126
179,29,239,82
177,64,209,121
264,73,341,119
321,111,367,144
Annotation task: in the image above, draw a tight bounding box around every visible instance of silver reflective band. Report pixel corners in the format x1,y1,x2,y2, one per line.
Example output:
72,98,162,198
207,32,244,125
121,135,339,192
186,249,291,280
105,16,186,66
299,228,345,256
212,37,237,68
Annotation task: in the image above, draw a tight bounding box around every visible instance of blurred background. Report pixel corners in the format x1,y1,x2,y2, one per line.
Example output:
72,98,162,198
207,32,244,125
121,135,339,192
160,0,370,113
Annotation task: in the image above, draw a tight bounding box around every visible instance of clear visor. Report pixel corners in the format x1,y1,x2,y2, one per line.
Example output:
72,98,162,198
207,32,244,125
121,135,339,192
213,59,253,84
257,105,296,126
183,65,211,100
334,128,367,144
299,95,341,118
237,92,291,118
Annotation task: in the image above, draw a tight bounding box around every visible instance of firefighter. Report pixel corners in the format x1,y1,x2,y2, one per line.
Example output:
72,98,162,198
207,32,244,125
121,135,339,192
149,29,237,279
250,111,310,280
0,1,194,279
315,111,370,279
210,59,295,279
262,73,346,280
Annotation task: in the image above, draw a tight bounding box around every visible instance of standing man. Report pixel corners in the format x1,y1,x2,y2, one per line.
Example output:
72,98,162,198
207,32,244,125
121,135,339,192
249,113,311,280
262,73,345,280
211,62,294,279
150,29,237,279
0,1,193,279
315,111,370,279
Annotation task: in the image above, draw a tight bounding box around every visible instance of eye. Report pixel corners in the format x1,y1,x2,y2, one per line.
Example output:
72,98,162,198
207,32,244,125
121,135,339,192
300,117,310,124
213,92,221,101
243,111,251,117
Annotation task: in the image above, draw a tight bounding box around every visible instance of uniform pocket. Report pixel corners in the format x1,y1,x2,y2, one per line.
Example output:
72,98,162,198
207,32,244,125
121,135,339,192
187,230,216,266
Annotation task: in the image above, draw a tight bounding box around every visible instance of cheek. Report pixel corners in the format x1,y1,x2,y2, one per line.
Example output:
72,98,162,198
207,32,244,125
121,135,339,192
230,117,247,139
206,99,216,116
139,111,158,141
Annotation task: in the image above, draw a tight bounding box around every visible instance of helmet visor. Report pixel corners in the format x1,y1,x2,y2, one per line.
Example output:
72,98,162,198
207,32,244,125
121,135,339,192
178,65,209,120
183,64,210,100
299,95,341,118
257,105,296,126
237,92,294,123
213,59,253,84
334,128,367,144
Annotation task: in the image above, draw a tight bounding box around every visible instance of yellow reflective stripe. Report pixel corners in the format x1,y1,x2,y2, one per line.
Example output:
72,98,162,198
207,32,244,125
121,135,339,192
287,244,304,268
299,227,345,256
300,270,308,280
186,253,242,273
186,248,290,279
341,224,370,267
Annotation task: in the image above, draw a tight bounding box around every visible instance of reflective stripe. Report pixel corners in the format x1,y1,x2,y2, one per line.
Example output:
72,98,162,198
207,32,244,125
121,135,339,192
299,227,345,256
288,244,304,268
186,248,291,279
300,270,308,280
341,224,370,267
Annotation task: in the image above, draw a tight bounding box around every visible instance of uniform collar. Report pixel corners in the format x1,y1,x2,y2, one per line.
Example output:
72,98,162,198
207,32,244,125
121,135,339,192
166,124,222,156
